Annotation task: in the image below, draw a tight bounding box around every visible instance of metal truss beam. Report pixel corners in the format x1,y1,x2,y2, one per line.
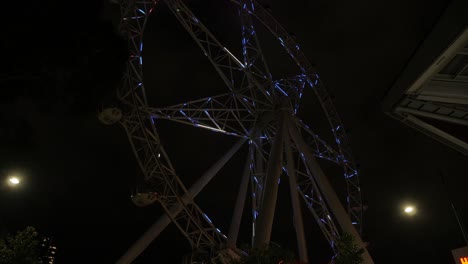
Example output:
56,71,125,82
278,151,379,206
273,75,308,113
163,0,272,104
117,0,155,106
288,118,374,264
228,0,364,233
287,136,340,251
116,137,246,264
114,0,369,262
239,0,273,83
121,112,228,261
146,93,270,137
116,1,246,262
296,119,363,233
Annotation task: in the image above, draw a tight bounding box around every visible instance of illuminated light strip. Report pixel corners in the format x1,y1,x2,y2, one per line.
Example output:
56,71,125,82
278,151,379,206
203,213,213,224
123,16,144,21
345,171,358,179
274,83,289,96
203,110,223,130
223,47,245,68
196,124,226,133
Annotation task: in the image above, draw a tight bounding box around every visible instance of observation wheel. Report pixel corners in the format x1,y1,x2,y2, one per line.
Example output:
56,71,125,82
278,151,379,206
99,0,373,263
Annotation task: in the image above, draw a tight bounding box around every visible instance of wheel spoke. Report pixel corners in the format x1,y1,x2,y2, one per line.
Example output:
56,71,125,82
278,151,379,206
163,0,273,103
239,0,273,82
146,93,271,137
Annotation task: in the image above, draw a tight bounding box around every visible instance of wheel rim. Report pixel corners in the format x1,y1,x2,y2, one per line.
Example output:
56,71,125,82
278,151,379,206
112,0,366,263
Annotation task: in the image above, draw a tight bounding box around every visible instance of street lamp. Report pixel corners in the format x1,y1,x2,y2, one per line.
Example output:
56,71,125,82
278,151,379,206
8,177,20,185
403,204,416,216
6,175,21,187
404,206,414,213
1,173,23,237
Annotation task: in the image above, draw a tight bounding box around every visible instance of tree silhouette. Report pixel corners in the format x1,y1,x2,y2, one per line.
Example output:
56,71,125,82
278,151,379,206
0,226,42,264
234,242,296,264
334,233,364,264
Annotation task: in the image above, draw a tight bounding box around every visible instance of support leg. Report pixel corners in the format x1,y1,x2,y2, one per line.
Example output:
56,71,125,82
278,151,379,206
116,138,246,264
253,113,285,248
227,145,252,248
284,135,308,263
288,118,374,264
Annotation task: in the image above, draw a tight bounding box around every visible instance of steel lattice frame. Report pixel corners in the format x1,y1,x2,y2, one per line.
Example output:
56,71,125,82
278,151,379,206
113,0,367,263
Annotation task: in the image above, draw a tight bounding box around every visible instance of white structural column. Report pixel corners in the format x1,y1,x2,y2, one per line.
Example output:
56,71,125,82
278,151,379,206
116,138,246,264
253,112,286,248
227,145,252,248
287,118,374,264
284,133,308,263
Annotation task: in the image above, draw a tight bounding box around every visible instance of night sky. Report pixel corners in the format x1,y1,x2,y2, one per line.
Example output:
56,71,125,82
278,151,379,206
1,0,467,263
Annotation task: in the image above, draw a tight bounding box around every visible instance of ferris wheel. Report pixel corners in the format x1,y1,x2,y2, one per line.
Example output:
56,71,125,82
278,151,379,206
99,0,374,263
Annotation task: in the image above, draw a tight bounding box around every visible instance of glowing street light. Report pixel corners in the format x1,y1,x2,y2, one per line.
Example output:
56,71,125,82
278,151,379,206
7,176,20,186
404,206,414,213
403,204,416,216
